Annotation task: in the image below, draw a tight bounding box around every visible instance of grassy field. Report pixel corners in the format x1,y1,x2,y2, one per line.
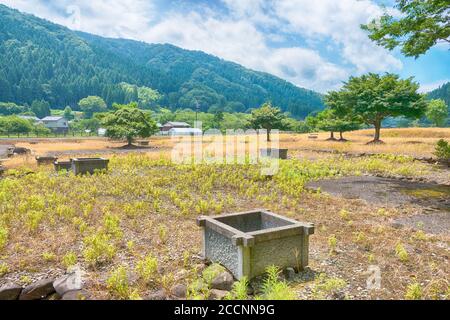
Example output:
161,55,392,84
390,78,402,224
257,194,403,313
0,128,449,300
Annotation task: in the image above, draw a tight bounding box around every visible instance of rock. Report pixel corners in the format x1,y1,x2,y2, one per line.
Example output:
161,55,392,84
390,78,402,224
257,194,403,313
390,222,403,229
209,289,229,300
53,272,83,296
211,271,234,291
171,284,187,298
283,267,296,281
146,289,167,300
19,278,56,300
0,282,23,300
62,290,90,300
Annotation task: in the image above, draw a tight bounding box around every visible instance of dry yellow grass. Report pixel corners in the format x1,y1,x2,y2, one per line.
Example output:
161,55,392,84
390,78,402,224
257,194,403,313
3,128,448,159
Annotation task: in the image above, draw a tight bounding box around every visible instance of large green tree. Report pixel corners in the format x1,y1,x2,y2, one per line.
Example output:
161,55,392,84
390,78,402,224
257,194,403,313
30,100,51,119
329,73,427,143
78,96,107,118
315,109,361,141
248,102,286,142
362,0,450,58
0,116,33,134
426,99,449,126
101,102,158,146
0,102,27,116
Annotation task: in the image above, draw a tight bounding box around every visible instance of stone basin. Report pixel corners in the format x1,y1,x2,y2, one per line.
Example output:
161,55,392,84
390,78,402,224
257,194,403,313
197,210,314,280
260,148,288,160
36,156,58,165
54,160,72,172
71,158,109,175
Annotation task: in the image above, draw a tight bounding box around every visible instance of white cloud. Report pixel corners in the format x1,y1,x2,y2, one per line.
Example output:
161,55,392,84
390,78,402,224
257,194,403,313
1,0,156,40
0,0,404,92
273,0,403,73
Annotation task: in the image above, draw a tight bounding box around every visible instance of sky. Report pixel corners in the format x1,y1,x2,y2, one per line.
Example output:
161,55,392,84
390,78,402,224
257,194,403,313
1,0,448,93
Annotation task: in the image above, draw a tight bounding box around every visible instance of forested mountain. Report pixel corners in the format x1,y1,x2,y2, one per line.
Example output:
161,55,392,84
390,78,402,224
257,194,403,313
0,4,323,118
428,82,450,106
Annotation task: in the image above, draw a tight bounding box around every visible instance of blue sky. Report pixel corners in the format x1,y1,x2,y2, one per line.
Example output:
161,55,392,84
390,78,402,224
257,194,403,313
1,0,448,93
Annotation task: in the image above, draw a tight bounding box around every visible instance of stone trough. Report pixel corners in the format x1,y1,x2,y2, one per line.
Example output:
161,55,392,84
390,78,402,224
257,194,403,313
71,158,109,175
260,148,288,160
197,210,314,280
36,156,58,166
54,160,72,172
137,140,150,146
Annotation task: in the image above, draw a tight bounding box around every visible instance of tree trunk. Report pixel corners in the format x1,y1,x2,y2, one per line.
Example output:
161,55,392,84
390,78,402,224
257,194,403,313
326,132,337,141
367,120,384,144
127,137,133,146
338,132,347,142
267,129,271,142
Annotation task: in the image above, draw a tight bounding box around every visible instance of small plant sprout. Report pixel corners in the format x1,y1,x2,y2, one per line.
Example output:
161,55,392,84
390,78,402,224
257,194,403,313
183,251,190,268
395,243,409,262
311,273,347,300
405,281,423,300
0,262,9,276
339,209,350,220
412,230,428,241
225,277,249,300
328,235,337,254
259,265,296,300
42,251,56,262
0,224,8,250
126,240,135,252
83,232,116,267
158,224,168,244
136,254,158,284
107,265,130,299
62,252,77,269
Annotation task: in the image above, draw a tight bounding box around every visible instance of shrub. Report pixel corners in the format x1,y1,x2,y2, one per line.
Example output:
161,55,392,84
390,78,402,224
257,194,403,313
107,266,130,299
405,282,422,300
434,139,450,161
136,254,158,284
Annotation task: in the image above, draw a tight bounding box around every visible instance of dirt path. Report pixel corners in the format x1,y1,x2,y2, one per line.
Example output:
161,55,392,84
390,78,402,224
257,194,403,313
307,176,450,234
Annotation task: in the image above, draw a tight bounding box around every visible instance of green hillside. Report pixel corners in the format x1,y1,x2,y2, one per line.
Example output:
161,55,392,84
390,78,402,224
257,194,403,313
0,4,323,118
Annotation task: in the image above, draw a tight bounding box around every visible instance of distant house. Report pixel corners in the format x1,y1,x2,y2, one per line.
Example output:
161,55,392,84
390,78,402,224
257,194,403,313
41,116,69,133
161,122,191,132
168,128,202,136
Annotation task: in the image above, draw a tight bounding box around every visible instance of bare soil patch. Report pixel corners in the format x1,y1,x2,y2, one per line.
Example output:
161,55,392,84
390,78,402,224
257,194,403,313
307,176,450,234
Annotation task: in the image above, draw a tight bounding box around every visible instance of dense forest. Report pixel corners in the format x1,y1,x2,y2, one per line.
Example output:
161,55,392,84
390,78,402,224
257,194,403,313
0,4,323,118
428,82,450,107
